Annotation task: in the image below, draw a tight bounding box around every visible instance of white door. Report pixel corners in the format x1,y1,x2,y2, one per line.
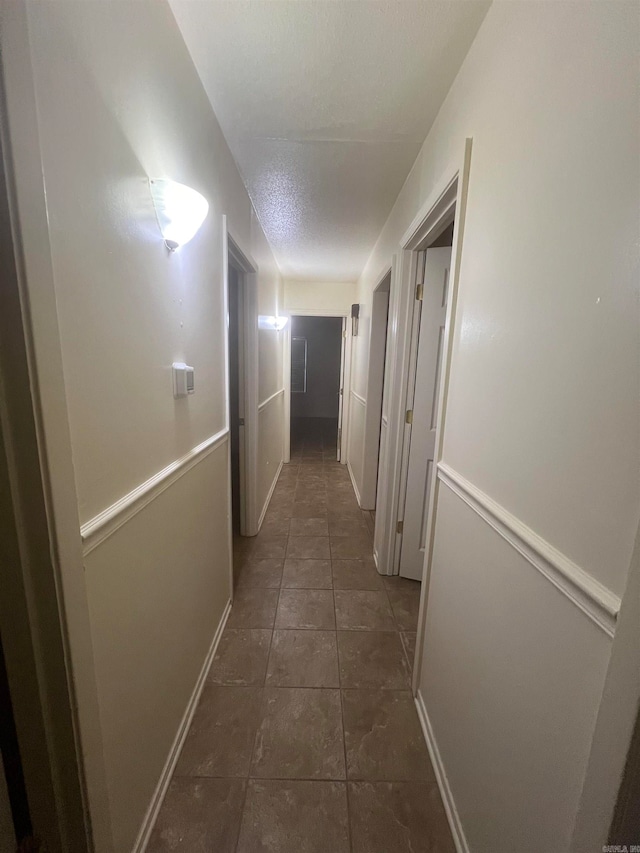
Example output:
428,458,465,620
399,247,452,580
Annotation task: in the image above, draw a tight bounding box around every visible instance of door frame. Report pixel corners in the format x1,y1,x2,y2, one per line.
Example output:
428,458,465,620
359,269,392,510
283,310,351,465
0,8,112,848
223,222,259,538
369,138,472,689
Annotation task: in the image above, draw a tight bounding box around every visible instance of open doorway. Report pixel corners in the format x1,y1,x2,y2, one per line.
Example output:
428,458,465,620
372,152,468,589
360,271,391,514
290,316,344,461
225,232,259,543
227,263,244,536
397,221,454,580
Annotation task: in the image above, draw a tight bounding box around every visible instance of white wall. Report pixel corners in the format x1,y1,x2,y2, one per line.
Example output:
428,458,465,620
16,2,284,850
284,279,356,315
352,2,639,850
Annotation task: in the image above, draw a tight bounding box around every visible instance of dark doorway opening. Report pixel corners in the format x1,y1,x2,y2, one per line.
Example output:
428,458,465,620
290,316,343,460
228,264,243,536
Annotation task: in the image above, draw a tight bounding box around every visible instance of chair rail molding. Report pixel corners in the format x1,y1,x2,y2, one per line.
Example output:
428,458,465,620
437,462,620,636
258,387,285,412
80,429,230,555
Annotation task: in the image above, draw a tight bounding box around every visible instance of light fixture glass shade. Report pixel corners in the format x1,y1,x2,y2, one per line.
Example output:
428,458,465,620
258,315,289,331
150,178,209,250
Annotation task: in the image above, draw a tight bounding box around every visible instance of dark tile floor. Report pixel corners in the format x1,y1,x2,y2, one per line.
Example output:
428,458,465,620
148,424,455,852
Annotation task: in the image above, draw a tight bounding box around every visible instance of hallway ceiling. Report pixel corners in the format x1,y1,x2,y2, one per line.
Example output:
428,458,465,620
170,1,490,283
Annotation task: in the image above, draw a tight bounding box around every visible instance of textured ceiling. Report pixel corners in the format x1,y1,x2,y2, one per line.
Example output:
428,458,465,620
170,1,490,282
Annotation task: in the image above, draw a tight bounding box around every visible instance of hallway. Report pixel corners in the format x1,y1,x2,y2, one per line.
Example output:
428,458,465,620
148,442,453,852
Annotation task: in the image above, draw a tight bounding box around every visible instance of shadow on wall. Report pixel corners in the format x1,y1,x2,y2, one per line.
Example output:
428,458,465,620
290,316,343,419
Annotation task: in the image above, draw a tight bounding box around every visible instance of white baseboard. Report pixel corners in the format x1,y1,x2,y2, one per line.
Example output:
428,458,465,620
415,690,469,853
346,460,362,507
258,459,284,530
133,599,232,853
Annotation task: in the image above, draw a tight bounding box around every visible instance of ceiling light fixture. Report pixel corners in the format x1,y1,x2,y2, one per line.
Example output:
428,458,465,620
150,178,209,251
259,315,289,331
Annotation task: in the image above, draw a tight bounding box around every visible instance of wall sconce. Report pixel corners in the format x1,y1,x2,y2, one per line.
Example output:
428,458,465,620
150,178,209,251
351,303,360,336
259,315,289,331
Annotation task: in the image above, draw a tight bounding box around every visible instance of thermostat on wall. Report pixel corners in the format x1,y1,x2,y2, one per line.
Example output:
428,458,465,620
172,362,195,398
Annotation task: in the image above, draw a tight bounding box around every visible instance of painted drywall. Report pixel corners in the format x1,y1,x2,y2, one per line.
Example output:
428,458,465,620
290,316,343,420
20,2,283,850
284,280,356,316
352,2,639,850
85,444,230,852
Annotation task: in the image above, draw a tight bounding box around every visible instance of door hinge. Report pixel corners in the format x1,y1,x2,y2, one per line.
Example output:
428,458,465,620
396,520,404,534
405,409,413,424
339,388,343,396
416,284,424,301
238,418,245,427
343,331,347,338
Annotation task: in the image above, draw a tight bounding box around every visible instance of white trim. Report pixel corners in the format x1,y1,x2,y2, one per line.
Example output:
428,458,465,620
351,390,366,407
412,139,473,693
134,599,232,853
258,387,285,412
437,462,620,636
258,459,284,530
401,172,458,251
415,691,469,853
226,228,258,276
80,430,229,555
347,459,362,507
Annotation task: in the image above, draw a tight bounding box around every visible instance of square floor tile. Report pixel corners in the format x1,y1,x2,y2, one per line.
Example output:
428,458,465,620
287,537,331,559
385,583,421,631
275,589,335,629
334,590,395,631
329,516,367,536
266,630,339,687
236,558,283,588
331,535,373,560
175,686,263,777
327,507,363,524
251,688,345,779
342,690,433,781
227,588,279,629
263,505,294,523
289,517,329,536
282,559,332,589
337,632,410,689
348,781,455,853
208,629,272,686
147,777,245,853
328,496,361,513
236,535,287,560
237,780,349,853
332,559,383,590
291,500,328,518
260,515,292,537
